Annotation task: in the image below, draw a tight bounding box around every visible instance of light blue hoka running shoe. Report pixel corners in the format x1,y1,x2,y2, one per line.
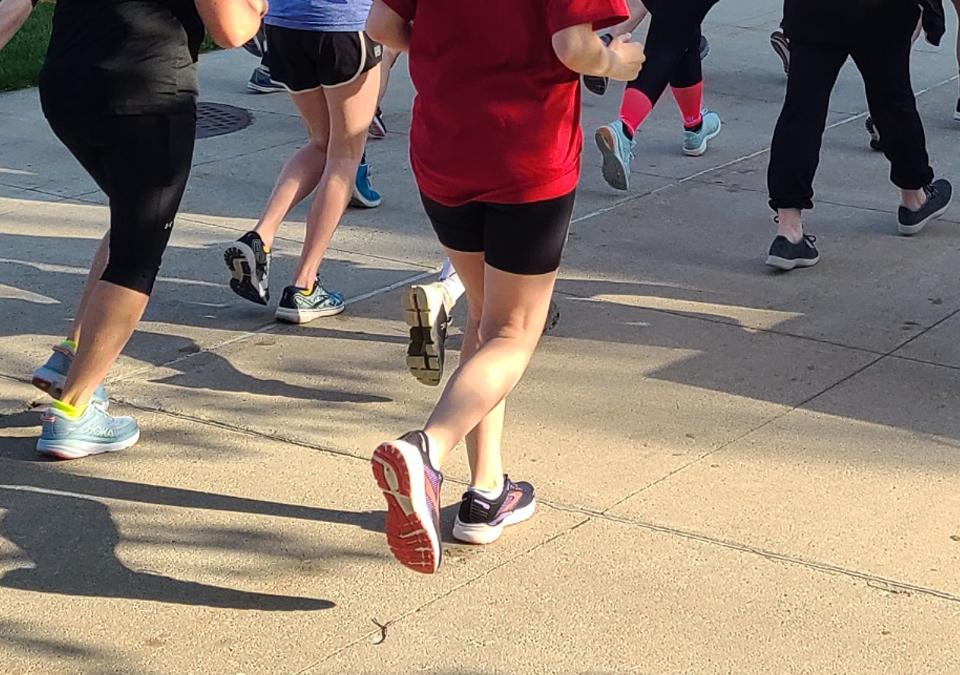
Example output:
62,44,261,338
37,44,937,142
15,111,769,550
274,277,345,324
682,111,722,157
37,404,140,460
595,122,637,191
351,159,383,208
32,343,109,409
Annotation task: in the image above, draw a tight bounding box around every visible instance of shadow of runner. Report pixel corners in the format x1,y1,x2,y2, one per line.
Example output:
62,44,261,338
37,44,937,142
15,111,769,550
0,487,334,611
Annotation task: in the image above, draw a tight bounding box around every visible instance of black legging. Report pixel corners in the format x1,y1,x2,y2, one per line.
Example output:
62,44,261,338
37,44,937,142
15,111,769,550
626,0,720,103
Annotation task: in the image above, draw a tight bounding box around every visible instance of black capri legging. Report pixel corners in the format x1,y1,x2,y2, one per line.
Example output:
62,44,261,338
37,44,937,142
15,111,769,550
626,0,719,104
44,112,196,295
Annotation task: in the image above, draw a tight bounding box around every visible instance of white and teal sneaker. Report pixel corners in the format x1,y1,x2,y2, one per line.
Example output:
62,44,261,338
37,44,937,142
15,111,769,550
37,403,140,460
274,278,345,324
32,342,109,410
595,122,637,191
682,111,722,157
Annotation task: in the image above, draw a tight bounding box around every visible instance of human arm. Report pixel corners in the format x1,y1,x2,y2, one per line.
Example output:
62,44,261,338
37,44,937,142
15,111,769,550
194,0,267,49
551,24,644,80
366,0,411,52
0,0,33,51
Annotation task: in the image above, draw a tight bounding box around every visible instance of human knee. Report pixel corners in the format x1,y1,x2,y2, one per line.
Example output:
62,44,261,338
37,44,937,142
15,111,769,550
101,254,163,295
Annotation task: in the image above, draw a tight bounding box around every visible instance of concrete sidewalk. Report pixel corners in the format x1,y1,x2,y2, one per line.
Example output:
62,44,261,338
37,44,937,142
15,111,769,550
2,2,960,671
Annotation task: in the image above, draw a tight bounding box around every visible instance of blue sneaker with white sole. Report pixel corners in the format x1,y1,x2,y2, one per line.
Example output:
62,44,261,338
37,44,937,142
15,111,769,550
351,160,382,208
595,122,636,191
682,111,722,157
37,403,140,460
274,277,345,324
32,343,109,409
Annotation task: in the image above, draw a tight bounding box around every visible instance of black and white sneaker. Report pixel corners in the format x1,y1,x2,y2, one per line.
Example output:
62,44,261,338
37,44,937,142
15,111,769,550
770,30,790,75
953,98,960,122
699,34,710,61
544,298,560,334
242,25,267,58
224,231,270,305
452,475,536,545
865,116,883,152
898,179,953,236
583,34,613,96
766,234,820,271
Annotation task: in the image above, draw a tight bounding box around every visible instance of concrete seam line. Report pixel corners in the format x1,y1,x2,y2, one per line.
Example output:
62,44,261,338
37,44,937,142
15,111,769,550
574,508,960,605
103,267,440,387
297,520,590,672
570,73,959,228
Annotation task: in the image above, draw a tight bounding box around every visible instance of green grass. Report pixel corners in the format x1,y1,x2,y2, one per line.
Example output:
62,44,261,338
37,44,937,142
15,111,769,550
0,3,55,92
0,4,220,93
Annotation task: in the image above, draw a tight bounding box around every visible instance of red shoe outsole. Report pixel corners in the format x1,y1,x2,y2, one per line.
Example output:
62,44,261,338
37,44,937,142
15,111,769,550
372,443,439,575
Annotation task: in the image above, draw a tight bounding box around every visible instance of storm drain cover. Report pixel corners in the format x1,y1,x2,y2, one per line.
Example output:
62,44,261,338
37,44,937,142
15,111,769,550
196,102,253,139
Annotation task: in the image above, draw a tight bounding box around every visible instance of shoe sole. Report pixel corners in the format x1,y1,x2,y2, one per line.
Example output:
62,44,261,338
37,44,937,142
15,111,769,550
224,242,268,306
899,202,951,236
274,303,345,324
765,254,820,271
350,191,383,209
683,119,722,157
595,126,629,191
31,366,65,397
452,499,537,545
770,36,790,75
246,82,286,94
37,428,140,460
371,441,441,574
954,111,960,122
403,286,446,387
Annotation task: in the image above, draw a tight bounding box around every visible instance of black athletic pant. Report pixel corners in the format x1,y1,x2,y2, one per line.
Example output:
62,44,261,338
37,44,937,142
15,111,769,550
768,33,934,211
44,112,196,295
626,0,719,104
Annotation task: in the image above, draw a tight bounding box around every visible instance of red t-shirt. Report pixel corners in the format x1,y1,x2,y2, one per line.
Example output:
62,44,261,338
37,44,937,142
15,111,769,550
381,0,628,206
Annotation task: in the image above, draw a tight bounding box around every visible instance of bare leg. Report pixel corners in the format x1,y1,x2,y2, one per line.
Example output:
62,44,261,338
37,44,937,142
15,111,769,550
291,66,381,289
776,208,804,243
423,255,558,479
59,282,148,408
68,233,109,344
253,92,332,249
377,47,400,105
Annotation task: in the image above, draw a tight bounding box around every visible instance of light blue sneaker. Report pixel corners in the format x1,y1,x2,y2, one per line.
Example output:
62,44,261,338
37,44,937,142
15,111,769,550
32,343,109,410
274,278,345,324
682,111,722,157
37,404,140,460
351,160,382,208
595,122,636,191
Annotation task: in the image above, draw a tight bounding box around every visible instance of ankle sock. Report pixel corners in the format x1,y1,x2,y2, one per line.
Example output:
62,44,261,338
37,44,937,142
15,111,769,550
440,272,465,305
672,82,704,130
620,88,653,138
469,478,505,501
52,399,85,419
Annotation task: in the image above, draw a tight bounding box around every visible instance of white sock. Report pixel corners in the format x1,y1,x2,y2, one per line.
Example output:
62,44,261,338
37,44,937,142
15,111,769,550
439,257,456,280
469,478,505,500
440,274,465,305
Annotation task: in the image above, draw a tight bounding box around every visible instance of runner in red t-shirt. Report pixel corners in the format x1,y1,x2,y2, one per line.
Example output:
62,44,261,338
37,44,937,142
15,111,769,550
366,0,644,574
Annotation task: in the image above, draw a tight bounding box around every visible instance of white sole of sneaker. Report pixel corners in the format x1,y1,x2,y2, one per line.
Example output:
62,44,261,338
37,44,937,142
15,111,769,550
350,190,382,209
596,126,629,191
372,440,441,574
274,303,345,324
765,254,820,271
683,119,722,157
37,429,140,460
403,284,446,386
954,111,960,122
899,202,951,236
452,499,537,545
224,241,268,305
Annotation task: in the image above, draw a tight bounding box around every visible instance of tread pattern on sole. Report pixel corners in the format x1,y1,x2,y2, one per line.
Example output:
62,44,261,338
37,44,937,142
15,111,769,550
403,288,444,386
372,444,439,574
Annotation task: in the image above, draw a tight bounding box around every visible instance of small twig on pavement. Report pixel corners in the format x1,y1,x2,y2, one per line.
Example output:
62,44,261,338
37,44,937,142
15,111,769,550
371,618,388,645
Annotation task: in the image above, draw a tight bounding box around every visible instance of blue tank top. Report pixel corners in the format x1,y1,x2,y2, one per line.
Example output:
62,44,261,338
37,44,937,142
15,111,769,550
266,0,373,32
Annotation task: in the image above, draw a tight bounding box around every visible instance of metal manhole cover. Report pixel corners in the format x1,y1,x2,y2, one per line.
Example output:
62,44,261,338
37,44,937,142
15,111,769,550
196,102,253,139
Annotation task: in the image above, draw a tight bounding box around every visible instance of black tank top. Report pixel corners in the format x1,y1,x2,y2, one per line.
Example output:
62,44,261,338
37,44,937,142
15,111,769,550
39,0,204,116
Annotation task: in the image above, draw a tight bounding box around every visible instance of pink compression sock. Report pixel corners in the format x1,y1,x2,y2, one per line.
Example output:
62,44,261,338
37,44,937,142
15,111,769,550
672,82,704,129
620,88,654,136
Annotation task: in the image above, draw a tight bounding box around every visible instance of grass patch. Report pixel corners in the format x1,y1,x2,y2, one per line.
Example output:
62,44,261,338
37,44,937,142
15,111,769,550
0,2,54,92
0,4,220,93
